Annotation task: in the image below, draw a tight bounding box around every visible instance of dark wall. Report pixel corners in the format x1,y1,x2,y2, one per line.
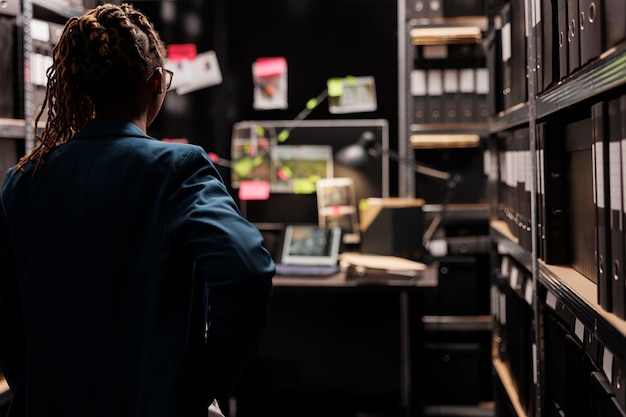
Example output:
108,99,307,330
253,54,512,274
129,0,399,194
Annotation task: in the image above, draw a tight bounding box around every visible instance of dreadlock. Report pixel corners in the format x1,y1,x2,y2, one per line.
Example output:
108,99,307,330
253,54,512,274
17,3,167,174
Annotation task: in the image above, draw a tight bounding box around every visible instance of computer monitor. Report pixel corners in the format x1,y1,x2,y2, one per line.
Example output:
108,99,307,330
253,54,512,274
230,119,389,253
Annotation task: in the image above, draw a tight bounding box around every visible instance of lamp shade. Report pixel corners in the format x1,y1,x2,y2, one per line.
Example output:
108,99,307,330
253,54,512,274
335,131,377,168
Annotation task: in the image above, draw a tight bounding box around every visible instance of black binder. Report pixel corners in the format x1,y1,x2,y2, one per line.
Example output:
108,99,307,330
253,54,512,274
592,101,611,309
500,3,513,110
542,122,569,265
511,0,528,107
536,123,546,261
567,0,581,72
579,0,605,65
605,0,626,49
426,69,443,124
406,0,428,20
443,69,459,124
411,69,427,124
485,27,502,116
608,98,624,318
566,117,596,280
542,0,558,89
534,0,544,94
459,68,475,124
558,0,569,79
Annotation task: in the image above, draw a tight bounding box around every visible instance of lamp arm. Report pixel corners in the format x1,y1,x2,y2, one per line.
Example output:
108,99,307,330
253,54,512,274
377,146,462,188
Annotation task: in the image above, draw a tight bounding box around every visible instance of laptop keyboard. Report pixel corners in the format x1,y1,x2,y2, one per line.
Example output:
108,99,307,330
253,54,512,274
275,263,340,277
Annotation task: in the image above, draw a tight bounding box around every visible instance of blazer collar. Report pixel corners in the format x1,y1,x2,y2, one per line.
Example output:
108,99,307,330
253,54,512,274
72,117,153,141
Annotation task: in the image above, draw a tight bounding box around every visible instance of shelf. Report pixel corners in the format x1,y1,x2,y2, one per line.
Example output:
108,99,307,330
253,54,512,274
410,24,483,45
423,314,493,332
488,102,529,134
410,123,489,136
536,39,626,120
489,220,532,272
538,262,626,360
408,16,490,32
0,118,25,139
410,133,481,149
423,202,490,221
492,358,528,417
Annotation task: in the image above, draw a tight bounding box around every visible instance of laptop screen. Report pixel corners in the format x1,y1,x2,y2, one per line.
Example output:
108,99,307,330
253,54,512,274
280,225,342,266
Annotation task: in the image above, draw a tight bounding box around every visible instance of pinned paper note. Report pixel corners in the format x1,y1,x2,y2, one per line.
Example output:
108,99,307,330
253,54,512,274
252,57,288,110
327,76,377,114
167,44,197,62
238,180,271,201
166,50,223,95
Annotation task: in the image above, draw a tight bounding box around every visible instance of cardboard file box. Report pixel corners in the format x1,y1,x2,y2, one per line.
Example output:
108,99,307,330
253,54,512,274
359,198,425,260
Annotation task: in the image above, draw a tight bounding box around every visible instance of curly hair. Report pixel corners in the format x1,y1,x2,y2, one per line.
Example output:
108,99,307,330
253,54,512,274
17,3,167,173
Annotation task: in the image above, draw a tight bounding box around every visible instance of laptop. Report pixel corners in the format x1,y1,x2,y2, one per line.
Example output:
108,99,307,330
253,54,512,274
275,225,342,277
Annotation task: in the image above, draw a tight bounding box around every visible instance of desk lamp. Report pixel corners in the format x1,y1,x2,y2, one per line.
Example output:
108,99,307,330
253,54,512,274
336,131,463,247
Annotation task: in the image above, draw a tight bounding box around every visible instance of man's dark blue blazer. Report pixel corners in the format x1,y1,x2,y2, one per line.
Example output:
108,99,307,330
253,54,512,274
0,118,274,417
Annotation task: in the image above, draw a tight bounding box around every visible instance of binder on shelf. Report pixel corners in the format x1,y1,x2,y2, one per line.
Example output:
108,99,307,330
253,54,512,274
604,0,626,49
592,101,611,308
613,355,626,412
590,371,617,417
536,123,546,261
426,69,443,124
510,0,528,107
533,0,543,95
608,98,624,318
484,27,502,116
541,0,558,90
515,127,531,253
579,0,604,66
567,0,581,73
406,0,428,20
542,122,569,265
500,2,513,110
557,0,569,79
442,69,459,124
475,67,489,122
459,68,475,124
410,69,427,125
566,117,597,281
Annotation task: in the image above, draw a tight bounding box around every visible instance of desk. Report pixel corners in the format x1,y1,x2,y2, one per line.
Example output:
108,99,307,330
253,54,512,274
235,265,438,417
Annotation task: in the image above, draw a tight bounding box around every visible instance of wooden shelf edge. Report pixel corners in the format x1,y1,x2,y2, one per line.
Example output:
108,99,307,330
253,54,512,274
492,358,528,417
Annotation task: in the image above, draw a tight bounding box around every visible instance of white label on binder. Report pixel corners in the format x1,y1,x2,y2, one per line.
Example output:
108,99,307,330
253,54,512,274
410,70,427,96
604,347,614,384
427,70,443,96
574,319,584,342
502,22,512,62
609,141,621,212
443,69,459,93
546,290,557,310
459,69,475,93
524,280,533,305
475,68,489,94
499,293,507,325
31,19,50,43
501,256,510,277
510,266,519,289
596,141,605,208
532,343,538,385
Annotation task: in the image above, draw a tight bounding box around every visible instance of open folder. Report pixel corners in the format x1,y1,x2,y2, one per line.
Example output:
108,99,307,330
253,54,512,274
339,252,427,280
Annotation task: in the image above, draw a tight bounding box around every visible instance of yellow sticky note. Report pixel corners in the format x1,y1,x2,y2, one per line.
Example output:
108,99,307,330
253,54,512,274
278,130,290,142
327,78,344,97
293,179,317,194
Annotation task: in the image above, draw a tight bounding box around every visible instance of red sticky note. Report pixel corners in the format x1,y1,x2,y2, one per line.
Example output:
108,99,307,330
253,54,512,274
238,180,271,201
167,44,198,62
254,57,286,78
